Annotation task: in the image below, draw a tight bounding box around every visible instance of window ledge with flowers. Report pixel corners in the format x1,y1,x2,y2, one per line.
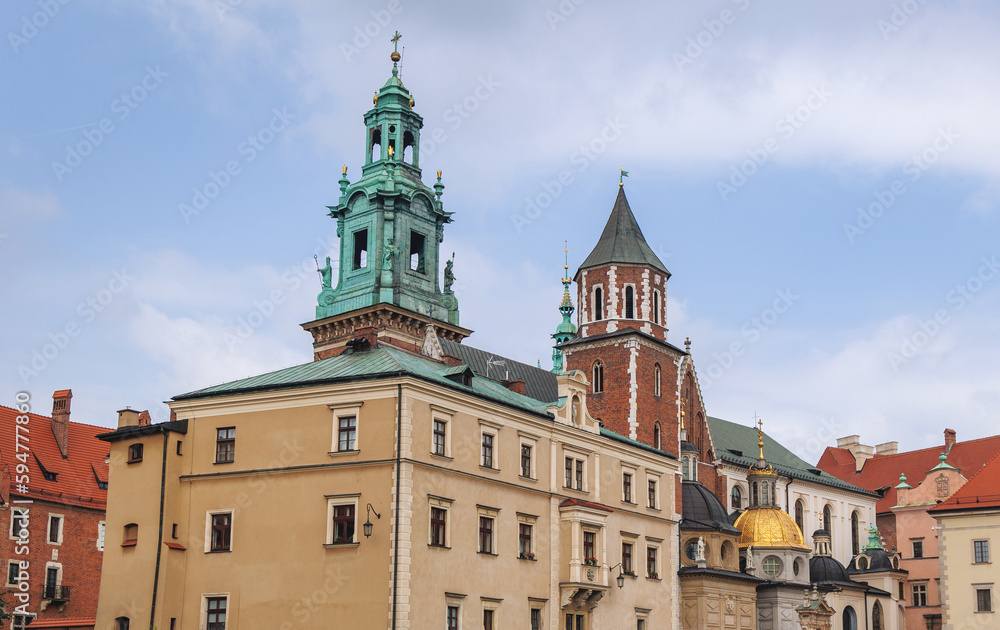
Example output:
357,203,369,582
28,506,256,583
647,572,659,580
584,557,599,566
623,570,637,578
519,552,536,561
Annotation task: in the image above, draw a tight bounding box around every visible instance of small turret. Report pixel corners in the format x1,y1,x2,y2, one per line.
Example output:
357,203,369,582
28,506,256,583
551,242,577,373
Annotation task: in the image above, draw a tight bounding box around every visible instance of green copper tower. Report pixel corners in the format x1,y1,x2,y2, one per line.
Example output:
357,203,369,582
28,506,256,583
315,35,459,325
551,242,577,373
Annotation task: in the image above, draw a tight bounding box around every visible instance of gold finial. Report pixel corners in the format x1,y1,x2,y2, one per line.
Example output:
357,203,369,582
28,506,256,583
756,416,765,460
342,165,347,175
390,31,402,62
388,144,394,157
373,90,378,104
619,167,629,187
437,170,442,179
680,408,686,430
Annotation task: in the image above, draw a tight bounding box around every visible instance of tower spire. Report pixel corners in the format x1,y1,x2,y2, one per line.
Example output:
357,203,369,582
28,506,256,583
551,241,577,373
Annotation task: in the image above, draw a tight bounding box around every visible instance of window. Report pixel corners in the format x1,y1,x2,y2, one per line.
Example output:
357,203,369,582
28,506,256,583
128,443,143,462
13,615,37,630
762,555,782,577
332,505,355,544
447,606,460,630
653,364,661,396
44,565,60,599
623,472,633,503
653,422,661,449
976,588,993,613
647,479,657,509
10,508,28,539
47,515,62,544
565,456,585,491
338,416,357,452
912,583,927,607
912,540,924,559
637,621,646,630
409,231,426,273
592,361,604,393
215,427,235,463
123,523,138,545
431,508,448,547
566,614,585,630
518,523,533,558
483,609,494,630
521,444,532,478
872,601,883,630
352,229,368,269
646,545,658,578
974,540,991,564
98,522,106,551
624,286,635,319
823,505,834,538
210,513,232,552
433,420,448,456
7,561,20,586
794,499,804,533
206,596,228,630
731,485,742,511
479,516,494,554
531,608,542,630
481,433,495,468
622,542,633,574
593,286,604,320
653,289,661,324
852,511,860,556
583,531,596,563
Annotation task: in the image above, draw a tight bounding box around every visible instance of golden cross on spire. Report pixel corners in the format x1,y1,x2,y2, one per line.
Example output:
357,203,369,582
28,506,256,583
755,415,765,460
391,31,402,52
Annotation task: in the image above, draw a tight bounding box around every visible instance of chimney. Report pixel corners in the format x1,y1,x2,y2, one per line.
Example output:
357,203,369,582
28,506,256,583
51,389,72,459
502,379,527,396
875,441,899,456
138,411,151,427
944,429,957,451
836,434,875,471
117,408,141,429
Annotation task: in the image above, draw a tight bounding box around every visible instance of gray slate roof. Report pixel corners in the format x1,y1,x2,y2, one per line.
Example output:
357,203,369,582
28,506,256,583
440,338,559,403
577,187,670,276
706,416,877,497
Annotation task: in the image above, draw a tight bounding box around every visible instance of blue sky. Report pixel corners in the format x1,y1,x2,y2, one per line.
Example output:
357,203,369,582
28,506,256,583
3,0,1000,462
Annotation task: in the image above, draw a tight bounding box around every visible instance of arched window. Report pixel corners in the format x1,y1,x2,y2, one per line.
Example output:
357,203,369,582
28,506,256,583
592,361,604,393
794,499,804,533
872,601,883,630
115,618,131,630
851,511,861,556
823,504,833,535
843,606,857,630
653,422,661,449
731,485,742,511
624,286,635,319
653,290,661,324
593,287,604,321
653,364,661,397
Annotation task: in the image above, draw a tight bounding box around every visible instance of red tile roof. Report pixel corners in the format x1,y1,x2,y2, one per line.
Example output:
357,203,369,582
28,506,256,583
27,618,95,628
559,498,614,512
0,403,109,509
929,451,1000,513
817,433,1000,514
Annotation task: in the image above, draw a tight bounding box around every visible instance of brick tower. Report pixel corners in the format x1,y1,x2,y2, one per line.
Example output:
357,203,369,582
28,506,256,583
559,185,713,478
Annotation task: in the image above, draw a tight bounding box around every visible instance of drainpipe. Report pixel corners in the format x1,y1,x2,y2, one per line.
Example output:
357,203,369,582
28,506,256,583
149,429,169,629
391,384,402,630
785,477,793,513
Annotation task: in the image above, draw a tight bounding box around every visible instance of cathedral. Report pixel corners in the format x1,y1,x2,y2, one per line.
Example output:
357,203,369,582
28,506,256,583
94,42,904,630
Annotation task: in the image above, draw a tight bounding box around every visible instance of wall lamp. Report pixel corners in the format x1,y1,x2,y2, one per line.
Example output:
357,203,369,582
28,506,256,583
363,503,381,538
608,563,626,589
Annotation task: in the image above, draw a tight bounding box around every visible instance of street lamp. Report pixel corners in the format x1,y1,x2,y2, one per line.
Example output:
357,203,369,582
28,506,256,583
363,503,381,538
609,563,626,589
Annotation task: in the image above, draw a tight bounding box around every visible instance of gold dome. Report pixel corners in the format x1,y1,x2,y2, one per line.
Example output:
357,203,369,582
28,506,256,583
734,507,811,551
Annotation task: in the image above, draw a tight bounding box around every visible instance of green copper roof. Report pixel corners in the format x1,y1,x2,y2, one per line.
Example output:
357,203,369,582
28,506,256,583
173,344,552,417
706,416,877,496
577,187,669,276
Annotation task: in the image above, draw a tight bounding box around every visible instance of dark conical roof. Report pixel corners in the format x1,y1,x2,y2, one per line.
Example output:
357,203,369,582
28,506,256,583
810,555,850,584
681,482,741,534
577,187,670,276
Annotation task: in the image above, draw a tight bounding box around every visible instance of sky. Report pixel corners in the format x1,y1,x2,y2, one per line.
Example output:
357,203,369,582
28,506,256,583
3,0,1000,464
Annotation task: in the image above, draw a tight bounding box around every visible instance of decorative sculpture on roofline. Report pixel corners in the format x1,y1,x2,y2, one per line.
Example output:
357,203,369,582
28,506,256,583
444,254,455,294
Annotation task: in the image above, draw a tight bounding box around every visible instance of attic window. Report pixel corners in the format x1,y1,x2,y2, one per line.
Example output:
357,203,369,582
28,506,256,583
97,481,108,490
727,449,743,457
42,470,57,482
443,366,474,387
808,468,822,475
